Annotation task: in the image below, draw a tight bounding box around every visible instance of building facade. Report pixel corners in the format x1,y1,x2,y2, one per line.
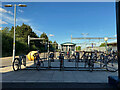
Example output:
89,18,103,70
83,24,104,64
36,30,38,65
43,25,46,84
61,42,76,52
107,42,117,51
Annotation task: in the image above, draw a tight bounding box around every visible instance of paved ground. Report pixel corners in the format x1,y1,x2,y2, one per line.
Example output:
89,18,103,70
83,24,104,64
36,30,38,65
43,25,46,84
0,59,118,89
2,70,118,83
1,60,118,83
0,56,18,68
0,52,59,68
2,82,118,89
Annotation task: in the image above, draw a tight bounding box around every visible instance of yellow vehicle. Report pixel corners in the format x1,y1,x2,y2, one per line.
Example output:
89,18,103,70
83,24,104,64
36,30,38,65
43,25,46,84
27,51,38,61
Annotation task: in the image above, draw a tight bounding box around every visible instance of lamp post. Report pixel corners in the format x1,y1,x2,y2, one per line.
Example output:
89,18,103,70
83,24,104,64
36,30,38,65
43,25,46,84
4,4,27,62
104,37,108,53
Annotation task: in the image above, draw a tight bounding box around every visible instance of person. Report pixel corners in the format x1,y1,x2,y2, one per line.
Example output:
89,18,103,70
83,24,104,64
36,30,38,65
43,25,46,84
67,51,69,57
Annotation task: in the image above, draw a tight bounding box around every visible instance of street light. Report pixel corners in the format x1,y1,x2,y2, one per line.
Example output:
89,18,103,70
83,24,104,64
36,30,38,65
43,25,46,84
4,4,13,7
104,37,108,52
4,4,27,62
18,4,27,7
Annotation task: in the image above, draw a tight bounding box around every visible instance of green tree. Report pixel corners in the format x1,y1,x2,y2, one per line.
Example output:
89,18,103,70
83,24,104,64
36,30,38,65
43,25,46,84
99,43,106,47
40,32,48,42
2,23,42,57
76,46,81,51
39,32,49,52
53,41,58,50
2,27,13,56
2,24,59,57
10,23,35,43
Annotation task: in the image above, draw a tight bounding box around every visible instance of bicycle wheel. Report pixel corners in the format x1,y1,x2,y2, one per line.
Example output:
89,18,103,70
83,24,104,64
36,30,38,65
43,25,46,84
71,55,75,62
41,61,44,67
13,58,19,71
89,60,94,72
106,59,118,72
35,60,41,71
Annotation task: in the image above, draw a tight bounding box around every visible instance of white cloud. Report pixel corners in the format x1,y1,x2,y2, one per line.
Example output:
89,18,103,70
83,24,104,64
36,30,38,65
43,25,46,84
0,27,2,30
17,17,30,23
30,25,43,36
114,34,117,37
7,11,13,15
0,20,8,24
35,30,43,34
18,9,24,13
1,13,14,24
1,12,30,24
0,8,7,13
0,7,13,15
49,34,54,37
1,8,43,37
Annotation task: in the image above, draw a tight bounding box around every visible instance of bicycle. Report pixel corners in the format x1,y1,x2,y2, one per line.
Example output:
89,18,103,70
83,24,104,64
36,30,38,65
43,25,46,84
12,55,26,71
83,52,96,72
59,53,64,71
69,53,76,62
33,53,44,71
99,52,118,72
88,52,96,72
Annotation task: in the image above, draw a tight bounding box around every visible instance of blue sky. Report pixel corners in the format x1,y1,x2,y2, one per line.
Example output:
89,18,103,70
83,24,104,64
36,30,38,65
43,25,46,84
1,2,117,48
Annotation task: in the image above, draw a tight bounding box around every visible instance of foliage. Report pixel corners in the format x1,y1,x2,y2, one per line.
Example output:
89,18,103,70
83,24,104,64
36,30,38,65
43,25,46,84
76,46,81,51
99,43,106,47
2,23,58,57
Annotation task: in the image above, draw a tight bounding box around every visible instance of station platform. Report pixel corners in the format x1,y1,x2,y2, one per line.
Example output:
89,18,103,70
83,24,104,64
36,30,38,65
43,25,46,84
0,59,118,89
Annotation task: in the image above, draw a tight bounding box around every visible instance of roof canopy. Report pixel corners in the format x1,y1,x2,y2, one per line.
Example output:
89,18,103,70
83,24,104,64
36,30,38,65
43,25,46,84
61,42,76,46
107,42,117,46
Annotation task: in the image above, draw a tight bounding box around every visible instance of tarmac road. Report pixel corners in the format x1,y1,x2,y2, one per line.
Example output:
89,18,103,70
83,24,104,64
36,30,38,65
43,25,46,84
0,56,18,68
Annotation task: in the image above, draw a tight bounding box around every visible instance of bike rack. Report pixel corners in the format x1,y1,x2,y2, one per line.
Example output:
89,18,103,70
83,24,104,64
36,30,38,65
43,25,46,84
14,51,118,72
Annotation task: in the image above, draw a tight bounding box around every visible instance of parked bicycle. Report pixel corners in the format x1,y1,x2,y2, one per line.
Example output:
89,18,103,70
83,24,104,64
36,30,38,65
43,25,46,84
99,51,118,72
33,53,44,71
13,55,26,71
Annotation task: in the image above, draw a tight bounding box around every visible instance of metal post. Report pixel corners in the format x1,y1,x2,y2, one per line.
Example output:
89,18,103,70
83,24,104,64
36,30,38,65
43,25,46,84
71,35,72,42
28,35,30,52
75,45,76,51
55,43,56,59
43,41,45,60
105,41,107,52
116,1,120,79
28,35,30,47
12,4,16,62
92,43,93,48
48,41,50,68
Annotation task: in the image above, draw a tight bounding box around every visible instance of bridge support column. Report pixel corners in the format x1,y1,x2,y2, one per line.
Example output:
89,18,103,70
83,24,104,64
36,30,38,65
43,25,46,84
116,0,120,81
108,1,120,88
